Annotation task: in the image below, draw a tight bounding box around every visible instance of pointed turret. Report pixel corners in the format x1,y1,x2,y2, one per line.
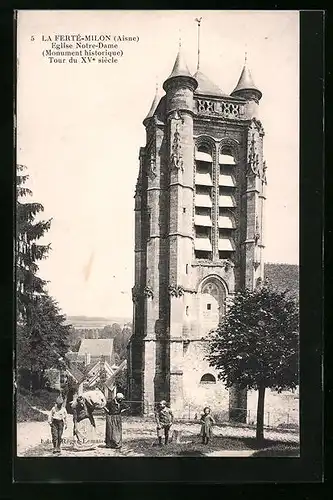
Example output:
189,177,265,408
163,46,197,92
231,61,262,101
143,85,161,126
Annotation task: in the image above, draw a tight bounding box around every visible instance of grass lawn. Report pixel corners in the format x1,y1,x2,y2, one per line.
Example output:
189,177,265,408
22,432,299,458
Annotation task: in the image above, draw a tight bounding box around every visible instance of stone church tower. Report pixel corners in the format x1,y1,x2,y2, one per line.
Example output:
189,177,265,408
128,45,267,419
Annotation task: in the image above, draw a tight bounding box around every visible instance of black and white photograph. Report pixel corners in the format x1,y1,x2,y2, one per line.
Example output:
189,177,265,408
15,10,301,461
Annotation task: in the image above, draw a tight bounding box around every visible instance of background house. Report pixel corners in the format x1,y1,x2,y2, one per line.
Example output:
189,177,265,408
77,338,115,366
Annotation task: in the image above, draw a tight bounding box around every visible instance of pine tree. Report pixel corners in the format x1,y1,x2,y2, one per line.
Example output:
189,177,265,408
16,164,52,322
206,284,299,443
16,165,71,391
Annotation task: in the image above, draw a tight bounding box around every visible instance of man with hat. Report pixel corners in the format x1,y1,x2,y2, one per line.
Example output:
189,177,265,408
48,395,68,454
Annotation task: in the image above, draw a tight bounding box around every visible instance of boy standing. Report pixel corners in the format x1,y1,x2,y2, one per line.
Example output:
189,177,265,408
155,400,174,446
48,396,67,454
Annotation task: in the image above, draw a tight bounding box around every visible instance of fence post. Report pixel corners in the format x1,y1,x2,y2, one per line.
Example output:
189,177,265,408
267,412,270,428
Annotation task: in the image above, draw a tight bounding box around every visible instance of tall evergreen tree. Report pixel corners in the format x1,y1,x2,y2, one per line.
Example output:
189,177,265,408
16,165,71,390
16,164,52,321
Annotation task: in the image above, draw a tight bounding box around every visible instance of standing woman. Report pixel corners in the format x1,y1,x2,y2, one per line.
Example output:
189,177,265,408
104,393,126,449
72,395,96,450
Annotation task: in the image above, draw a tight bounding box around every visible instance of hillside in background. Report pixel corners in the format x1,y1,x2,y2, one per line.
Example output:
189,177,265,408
65,315,132,329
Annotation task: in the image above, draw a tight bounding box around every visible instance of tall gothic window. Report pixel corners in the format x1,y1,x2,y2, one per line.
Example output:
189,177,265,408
194,143,213,260
194,141,238,262
218,145,237,260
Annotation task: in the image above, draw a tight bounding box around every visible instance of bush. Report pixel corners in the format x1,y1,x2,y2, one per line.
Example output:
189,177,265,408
16,388,61,423
16,392,48,423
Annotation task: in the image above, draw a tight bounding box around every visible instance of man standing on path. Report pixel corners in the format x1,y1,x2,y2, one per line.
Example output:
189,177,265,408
155,400,174,446
48,396,67,454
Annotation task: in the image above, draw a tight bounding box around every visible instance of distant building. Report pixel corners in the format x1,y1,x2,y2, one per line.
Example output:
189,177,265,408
77,339,115,366
62,339,127,398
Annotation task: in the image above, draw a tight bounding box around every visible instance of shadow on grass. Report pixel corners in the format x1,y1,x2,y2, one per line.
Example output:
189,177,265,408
251,447,300,457
21,434,300,458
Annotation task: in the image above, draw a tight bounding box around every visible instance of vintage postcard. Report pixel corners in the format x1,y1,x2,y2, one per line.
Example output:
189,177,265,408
16,10,300,461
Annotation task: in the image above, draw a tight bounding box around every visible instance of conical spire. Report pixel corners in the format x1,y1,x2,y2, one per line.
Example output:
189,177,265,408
163,45,197,91
231,57,262,100
143,83,161,125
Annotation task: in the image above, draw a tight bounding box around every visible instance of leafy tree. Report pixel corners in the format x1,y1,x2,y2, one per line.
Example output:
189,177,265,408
115,368,127,397
110,323,122,338
99,325,113,339
114,326,132,361
16,164,52,322
206,284,299,442
67,327,83,351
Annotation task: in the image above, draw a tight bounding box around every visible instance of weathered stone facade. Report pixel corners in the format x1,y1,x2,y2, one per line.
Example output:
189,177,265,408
128,48,267,419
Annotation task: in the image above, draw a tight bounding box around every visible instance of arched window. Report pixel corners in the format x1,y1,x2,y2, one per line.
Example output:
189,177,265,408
200,373,216,384
219,145,237,165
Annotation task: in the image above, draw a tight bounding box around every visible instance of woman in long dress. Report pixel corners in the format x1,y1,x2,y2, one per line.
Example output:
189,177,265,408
104,393,126,449
72,395,97,450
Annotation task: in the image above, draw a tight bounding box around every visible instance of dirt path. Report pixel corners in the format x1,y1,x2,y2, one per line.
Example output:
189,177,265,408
17,417,299,457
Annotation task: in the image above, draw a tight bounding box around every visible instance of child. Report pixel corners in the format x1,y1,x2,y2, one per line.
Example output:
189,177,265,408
200,407,215,445
48,395,67,454
155,400,174,446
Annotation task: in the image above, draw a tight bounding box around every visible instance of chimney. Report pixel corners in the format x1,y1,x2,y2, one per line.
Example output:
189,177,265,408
85,352,91,366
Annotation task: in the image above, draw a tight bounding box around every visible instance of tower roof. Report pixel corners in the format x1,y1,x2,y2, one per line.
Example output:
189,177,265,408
231,63,262,99
163,46,197,91
193,70,226,97
143,87,161,125
167,46,192,79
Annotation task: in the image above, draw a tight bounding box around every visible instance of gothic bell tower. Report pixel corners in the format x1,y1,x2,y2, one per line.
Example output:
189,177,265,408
128,44,267,419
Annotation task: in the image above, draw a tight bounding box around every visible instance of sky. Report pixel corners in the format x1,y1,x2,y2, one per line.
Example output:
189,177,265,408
17,10,299,318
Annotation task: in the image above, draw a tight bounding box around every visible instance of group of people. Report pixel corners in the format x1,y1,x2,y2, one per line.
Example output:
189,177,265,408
48,394,216,454
154,401,216,446
48,392,127,454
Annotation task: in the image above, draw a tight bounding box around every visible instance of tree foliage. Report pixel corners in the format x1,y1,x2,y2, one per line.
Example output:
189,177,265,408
114,326,132,361
17,294,71,373
206,284,299,440
16,164,52,321
16,165,71,391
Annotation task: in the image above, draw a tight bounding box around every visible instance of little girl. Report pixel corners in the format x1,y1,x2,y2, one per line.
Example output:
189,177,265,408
200,406,215,445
